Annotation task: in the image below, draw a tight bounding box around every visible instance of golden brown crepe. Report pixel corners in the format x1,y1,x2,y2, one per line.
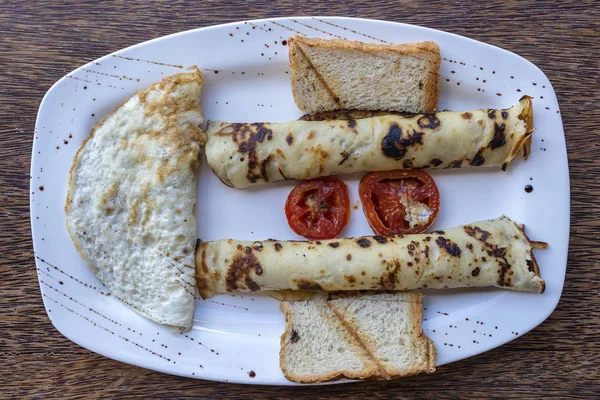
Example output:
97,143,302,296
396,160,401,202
204,97,533,188
196,216,545,298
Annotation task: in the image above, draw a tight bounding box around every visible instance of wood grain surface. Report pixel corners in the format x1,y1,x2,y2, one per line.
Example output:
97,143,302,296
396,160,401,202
1,0,599,398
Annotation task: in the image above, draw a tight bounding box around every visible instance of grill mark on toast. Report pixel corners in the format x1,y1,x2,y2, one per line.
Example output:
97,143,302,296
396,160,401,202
327,303,392,380
294,43,343,108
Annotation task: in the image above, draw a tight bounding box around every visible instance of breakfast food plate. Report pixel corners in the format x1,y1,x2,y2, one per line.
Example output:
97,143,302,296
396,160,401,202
31,17,569,384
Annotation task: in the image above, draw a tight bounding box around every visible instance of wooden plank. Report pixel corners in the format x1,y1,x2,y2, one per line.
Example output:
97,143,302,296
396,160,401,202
1,0,599,397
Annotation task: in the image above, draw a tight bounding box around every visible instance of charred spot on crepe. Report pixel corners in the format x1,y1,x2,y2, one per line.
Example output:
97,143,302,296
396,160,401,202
436,237,461,257
417,114,440,129
380,261,401,289
217,123,274,183
488,123,507,150
488,246,508,259
497,259,513,287
294,279,323,291
470,149,485,166
430,158,443,167
464,225,513,286
260,155,274,182
526,259,536,273
464,226,492,242
356,238,372,248
461,112,473,120
328,242,340,248
381,124,424,160
373,235,388,244
226,250,263,292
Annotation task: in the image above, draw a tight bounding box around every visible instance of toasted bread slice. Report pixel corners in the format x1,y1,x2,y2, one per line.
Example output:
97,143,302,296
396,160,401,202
289,36,440,114
279,292,436,383
279,298,380,383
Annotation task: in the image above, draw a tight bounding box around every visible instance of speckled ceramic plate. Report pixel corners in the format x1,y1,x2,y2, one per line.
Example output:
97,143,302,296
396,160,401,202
31,17,569,385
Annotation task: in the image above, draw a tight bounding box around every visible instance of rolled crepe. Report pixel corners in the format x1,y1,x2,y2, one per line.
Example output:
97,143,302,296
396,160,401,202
205,96,533,188
196,216,545,298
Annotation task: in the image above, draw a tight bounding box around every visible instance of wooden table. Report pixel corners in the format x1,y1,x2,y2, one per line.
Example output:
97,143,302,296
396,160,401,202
1,1,598,398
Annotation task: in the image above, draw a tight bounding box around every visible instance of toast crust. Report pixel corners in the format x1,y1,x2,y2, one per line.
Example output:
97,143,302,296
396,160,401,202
291,35,440,59
407,293,437,376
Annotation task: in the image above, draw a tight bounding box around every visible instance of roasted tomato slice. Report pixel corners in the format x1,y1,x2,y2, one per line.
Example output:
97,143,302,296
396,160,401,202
285,178,350,240
359,170,440,235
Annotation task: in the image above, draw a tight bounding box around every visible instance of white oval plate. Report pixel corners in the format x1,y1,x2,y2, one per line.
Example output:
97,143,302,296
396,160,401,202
31,17,569,385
